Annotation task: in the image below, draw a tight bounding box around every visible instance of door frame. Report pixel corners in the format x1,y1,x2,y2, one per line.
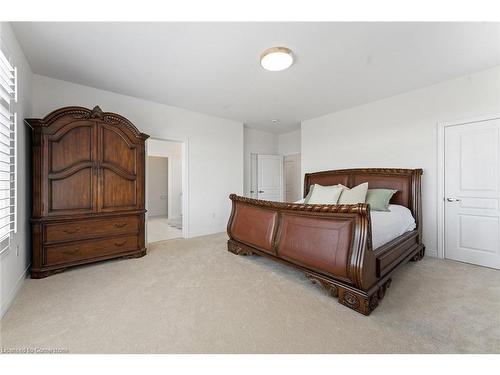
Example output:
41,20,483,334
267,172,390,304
145,136,189,240
436,113,500,260
283,153,301,202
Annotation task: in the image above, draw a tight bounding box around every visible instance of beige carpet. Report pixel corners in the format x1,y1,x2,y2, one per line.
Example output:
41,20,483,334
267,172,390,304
1,233,500,353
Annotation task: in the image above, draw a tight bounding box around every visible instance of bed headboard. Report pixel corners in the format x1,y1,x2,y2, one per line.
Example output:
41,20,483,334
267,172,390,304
304,168,423,230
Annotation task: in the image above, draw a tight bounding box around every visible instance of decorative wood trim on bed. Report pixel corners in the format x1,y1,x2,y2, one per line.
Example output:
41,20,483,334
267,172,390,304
227,168,424,315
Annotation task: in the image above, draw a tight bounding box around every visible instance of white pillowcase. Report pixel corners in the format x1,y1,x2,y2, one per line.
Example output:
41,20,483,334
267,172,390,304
305,184,343,204
337,182,369,204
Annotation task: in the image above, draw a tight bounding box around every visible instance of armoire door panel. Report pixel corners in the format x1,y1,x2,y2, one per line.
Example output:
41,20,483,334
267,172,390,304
100,169,137,210
46,120,97,215
49,168,93,212
98,123,140,212
49,123,93,172
101,125,137,174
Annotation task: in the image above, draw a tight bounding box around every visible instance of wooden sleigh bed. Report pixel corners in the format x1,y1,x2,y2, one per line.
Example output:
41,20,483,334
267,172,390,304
226,168,424,315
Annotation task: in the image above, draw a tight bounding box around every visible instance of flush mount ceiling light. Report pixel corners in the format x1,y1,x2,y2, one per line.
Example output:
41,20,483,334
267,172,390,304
260,47,294,71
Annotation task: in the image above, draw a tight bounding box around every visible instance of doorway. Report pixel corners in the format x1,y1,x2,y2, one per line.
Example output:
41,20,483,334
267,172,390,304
146,138,185,242
249,153,283,201
438,115,500,269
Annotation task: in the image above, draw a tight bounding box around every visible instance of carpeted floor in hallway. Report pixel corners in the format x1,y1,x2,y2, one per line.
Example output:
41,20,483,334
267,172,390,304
1,232,499,353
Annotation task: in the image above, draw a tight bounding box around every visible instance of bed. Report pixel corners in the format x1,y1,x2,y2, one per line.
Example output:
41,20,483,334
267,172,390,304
226,168,424,315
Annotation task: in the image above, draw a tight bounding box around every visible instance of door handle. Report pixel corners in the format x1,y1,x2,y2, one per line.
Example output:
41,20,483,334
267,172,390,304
446,197,461,202
258,190,264,193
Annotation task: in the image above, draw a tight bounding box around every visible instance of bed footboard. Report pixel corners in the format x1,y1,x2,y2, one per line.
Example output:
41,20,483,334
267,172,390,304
226,194,386,315
227,168,424,315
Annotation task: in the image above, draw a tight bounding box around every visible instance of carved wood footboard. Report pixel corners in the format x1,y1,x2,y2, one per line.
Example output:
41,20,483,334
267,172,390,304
226,195,383,314
226,168,424,315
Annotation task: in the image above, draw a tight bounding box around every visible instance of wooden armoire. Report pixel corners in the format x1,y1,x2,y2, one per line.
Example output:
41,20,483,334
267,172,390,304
27,106,149,278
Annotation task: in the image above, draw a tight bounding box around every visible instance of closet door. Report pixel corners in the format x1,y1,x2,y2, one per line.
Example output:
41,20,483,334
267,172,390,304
45,121,98,216
444,119,500,269
256,154,283,202
98,123,142,212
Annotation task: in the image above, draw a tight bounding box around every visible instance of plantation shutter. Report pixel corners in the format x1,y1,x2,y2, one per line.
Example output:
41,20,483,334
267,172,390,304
0,46,17,255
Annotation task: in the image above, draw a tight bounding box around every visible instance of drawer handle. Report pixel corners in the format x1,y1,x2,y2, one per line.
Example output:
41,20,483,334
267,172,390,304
114,240,127,247
113,223,127,228
62,249,79,255
63,228,80,234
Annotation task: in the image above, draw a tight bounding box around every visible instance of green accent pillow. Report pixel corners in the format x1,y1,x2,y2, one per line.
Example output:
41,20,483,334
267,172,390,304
365,189,398,211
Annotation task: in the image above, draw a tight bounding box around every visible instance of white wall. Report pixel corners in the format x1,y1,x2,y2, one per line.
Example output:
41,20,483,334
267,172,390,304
32,74,244,238
278,129,301,156
147,138,183,219
147,156,169,217
243,127,278,196
302,66,500,257
0,22,33,317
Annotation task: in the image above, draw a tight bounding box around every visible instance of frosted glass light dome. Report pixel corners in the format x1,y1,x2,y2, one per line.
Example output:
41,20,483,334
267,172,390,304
260,47,293,71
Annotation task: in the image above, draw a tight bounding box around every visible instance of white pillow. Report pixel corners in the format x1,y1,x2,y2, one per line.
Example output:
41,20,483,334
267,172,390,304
305,184,343,205
338,182,369,204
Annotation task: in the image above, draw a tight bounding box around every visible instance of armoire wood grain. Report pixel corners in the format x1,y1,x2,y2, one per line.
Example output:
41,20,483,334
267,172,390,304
27,106,149,278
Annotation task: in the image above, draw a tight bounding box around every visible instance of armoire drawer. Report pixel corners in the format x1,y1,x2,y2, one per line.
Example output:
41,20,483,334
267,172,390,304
44,216,139,243
44,235,139,266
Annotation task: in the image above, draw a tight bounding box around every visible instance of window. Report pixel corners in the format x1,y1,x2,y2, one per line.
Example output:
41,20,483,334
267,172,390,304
0,46,17,255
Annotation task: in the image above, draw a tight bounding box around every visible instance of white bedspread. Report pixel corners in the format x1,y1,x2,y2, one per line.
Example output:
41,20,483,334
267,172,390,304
293,199,416,249
371,205,416,249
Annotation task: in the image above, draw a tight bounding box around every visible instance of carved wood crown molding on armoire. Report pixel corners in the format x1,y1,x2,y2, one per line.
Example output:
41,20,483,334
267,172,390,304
26,106,150,278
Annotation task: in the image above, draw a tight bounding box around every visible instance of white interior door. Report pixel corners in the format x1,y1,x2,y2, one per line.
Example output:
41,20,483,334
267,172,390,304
444,118,500,269
257,154,283,201
284,153,301,202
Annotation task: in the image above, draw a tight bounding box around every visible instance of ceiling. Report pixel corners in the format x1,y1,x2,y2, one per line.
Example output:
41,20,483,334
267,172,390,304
12,22,500,134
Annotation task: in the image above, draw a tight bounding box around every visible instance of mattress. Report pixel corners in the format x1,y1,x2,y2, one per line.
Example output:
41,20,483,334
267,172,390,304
293,199,416,249
371,205,416,249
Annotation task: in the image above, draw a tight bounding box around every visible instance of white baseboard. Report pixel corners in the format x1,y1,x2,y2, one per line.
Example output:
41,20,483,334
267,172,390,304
1,264,30,319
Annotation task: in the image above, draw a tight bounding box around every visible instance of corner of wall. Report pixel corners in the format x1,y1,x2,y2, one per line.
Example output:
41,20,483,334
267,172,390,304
278,128,301,156
1,264,30,318
0,21,34,319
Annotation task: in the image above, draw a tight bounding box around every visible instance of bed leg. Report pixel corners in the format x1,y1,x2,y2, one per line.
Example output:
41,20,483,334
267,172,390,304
338,289,377,316
307,274,392,316
306,274,338,297
339,278,392,316
227,239,255,256
410,246,425,262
